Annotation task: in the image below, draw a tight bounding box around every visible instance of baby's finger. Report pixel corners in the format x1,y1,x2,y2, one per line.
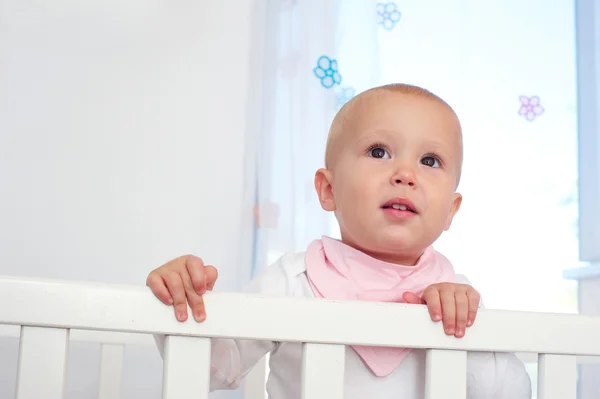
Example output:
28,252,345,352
440,289,456,335
402,291,425,305
186,256,206,296
163,272,188,322
181,271,206,322
454,291,469,338
422,288,442,322
146,273,173,305
205,265,218,291
467,289,480,326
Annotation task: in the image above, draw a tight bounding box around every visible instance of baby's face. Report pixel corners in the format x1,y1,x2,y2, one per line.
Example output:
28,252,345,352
317,91,463,264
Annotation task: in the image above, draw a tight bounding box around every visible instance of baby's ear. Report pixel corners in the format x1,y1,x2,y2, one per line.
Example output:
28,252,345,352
314,168,337,212
444,192,462,230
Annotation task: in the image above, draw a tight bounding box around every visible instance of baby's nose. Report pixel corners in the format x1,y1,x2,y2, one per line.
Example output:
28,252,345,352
394,178,415,187
391,168,416,187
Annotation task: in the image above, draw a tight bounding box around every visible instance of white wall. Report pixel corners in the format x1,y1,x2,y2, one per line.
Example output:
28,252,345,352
0,1,258,398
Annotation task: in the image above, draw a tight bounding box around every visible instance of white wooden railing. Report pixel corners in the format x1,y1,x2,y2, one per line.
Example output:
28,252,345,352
1,275,600,399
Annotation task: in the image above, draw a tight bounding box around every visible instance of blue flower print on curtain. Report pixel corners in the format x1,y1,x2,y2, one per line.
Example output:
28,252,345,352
336,86,356,110
313,55,342,88
377,2,401,30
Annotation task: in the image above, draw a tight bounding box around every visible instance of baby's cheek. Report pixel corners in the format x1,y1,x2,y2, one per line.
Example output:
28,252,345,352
424,211,451,236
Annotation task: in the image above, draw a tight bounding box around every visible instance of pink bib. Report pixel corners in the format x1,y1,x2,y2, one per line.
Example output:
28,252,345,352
305,236,455,377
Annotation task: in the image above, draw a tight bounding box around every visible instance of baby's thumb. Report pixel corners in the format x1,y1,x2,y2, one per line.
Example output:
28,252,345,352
205,265,218,291
402,292,425,305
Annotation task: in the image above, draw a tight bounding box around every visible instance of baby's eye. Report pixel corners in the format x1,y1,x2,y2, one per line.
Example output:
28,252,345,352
368,147,390,159
421,155,441,168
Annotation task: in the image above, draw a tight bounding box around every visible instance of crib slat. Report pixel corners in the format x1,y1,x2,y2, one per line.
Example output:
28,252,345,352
301,343,345,399
425,349,467,399
538,354,576,399
16,326,69,399
162,335,211,399
98,344,124,399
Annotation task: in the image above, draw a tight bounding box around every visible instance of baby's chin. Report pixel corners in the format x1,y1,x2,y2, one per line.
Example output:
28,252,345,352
340,224,437,256
379,223,443,246
352,231,430,263
376,236,424,254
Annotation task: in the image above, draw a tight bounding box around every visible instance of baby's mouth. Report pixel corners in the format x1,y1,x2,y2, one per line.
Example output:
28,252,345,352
382,203,416,213
381,198,418,214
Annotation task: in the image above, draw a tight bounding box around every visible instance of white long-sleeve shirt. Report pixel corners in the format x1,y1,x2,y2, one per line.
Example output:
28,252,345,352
155,251,532,399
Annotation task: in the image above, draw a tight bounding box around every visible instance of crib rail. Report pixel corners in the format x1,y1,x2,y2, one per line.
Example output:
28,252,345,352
0,275,599,399
1,327,598,399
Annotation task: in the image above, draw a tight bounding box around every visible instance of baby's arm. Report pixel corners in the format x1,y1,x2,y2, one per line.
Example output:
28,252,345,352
466,351,531,399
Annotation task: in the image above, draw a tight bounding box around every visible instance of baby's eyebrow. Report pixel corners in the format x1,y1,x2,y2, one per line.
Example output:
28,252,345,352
421,141,445,152
355,130,396,144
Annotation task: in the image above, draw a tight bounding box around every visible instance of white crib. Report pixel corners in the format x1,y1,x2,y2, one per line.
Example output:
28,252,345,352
0,275,599,399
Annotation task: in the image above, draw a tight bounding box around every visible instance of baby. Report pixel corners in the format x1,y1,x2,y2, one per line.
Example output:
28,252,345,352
147,84,532,398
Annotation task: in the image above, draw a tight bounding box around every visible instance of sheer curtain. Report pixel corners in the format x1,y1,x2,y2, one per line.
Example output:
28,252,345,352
250,1,580,316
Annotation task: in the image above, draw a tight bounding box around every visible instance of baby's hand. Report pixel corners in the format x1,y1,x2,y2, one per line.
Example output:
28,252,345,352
402,283,480,338
146,255,218,323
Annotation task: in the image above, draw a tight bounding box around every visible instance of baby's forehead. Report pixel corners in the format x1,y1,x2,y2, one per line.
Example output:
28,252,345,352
327,84,460,144
325,90,463,170
339,95,460,144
